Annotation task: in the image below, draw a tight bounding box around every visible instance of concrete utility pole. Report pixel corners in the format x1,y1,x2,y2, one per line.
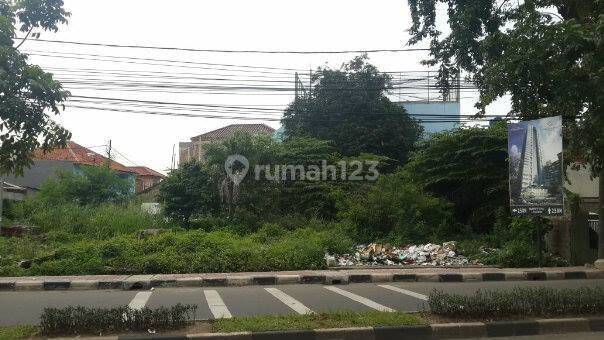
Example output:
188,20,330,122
106,139,112,168
0,178,4,227
596,168,604,269
171,144,175,170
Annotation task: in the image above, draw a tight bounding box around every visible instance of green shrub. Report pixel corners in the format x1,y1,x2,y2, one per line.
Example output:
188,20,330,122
461,216,560,268
12,200,172,240
17,227,354,275
340,169,460,243
40,304,197,336
158,162,220,224
402,123,508,234
429,287,604,318
37,166,133,205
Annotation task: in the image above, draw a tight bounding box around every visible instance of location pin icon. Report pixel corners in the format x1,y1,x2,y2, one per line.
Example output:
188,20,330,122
225,154,249,185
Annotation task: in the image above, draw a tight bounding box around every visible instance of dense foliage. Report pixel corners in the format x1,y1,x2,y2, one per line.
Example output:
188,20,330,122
282,55,423,167
340,169,459,244
403,122,509,233
406,0,604,256
158,162,219,224
36,166,133,205
0,0,71,174
407,0,603,174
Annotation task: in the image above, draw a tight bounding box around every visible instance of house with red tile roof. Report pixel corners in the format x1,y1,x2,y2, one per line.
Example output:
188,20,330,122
6,141,137,194
33,141,135,174
179,123,275,164
125,166,166,193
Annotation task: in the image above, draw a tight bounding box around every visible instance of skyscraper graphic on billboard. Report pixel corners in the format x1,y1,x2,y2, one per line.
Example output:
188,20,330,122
508,116,564,216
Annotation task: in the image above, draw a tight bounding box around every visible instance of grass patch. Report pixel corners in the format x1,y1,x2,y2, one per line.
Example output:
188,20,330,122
0,325,39,340
429,286,604,319
3,226,352,276
212,311,425,333
11,201,173,240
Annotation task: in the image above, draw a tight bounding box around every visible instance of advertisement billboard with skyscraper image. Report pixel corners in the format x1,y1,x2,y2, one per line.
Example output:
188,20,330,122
508,116,564,216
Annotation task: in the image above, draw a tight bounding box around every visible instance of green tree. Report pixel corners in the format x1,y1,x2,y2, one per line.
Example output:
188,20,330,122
406,0,603,259
158,162,219,224
203,132,387,222
38,166,132,205
404,122,509,233
204,132,341,220
0,0,71,174
282,55,423,167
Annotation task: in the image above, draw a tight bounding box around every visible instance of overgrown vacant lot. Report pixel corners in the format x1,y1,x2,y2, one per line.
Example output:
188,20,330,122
0,124,573,276
0,202,354,276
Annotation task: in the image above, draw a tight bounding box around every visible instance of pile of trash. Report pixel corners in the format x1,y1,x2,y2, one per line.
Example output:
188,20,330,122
325,242,483,267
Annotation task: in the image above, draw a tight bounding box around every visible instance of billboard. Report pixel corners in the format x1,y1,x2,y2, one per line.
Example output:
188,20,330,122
508,116,564,216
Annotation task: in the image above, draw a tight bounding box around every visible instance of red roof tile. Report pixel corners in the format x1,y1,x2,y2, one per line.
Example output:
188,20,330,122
192,124,275,142
125,166,166,178
34,141,134,173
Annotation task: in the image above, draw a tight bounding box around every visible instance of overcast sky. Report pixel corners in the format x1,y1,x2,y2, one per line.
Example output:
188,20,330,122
22,0,508,173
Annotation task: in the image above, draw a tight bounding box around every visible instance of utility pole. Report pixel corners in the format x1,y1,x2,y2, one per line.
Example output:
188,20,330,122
0,177,4,227
171,144,176,170
106,139,112,168
294,72,299,102
595,167,604,269
309,69,312,97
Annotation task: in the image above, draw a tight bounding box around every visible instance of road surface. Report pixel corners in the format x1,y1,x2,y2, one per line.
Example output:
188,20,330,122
1,279,603,326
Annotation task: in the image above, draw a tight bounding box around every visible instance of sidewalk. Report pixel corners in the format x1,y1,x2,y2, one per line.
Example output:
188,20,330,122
1,266,602,291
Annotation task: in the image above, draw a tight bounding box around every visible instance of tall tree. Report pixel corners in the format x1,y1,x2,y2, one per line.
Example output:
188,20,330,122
282,55,423,167
404,122,509,233
158,162,219,224
0,0,71,175
406,0,603,264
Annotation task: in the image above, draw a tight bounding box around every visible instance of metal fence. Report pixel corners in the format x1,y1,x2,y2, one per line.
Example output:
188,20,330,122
589,213,600,234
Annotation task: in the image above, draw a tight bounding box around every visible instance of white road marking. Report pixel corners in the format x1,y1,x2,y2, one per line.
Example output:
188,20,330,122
204,290,232,319
264,287,314,315
128,291,152,310
377,284,429,301
324,286,395,312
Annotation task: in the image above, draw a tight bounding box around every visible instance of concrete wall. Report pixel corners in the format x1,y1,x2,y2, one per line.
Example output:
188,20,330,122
565,165,599,198
4,159,75,190
179,141,210,165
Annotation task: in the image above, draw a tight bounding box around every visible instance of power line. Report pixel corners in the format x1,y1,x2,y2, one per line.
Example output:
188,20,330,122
27,52,296,75
69,95,483,117
65,102,505,123
21,38,431,54
112,148,140,167
25,49,305,72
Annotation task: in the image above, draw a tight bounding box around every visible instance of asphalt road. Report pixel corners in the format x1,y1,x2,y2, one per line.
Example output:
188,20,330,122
487,332,604,340
1,279,604,326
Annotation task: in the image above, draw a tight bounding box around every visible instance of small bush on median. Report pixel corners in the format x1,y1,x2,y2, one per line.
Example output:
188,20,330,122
429,286,604,318
40,304,197,336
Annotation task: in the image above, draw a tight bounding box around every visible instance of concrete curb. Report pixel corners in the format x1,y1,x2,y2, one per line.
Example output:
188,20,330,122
49,317,604,339
4,269,604,291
